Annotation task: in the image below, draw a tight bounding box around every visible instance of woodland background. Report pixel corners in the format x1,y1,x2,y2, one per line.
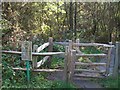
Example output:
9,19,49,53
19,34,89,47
1,2,120,48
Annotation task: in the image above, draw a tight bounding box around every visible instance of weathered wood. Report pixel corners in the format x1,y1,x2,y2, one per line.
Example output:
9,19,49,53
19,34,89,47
64,46,69,82
47,37,53,68
76,54,107,57
74,39,95,64
33,52,65,56
74,39,82,54
33,45,38,52
68,40,73,82
119,42,120,70
119,42,120,69
33,69,63,72
32,45,38,69
36,42,49,52
54,42,114,48
2,50,21,54
67,47,71,82
74,74,105,78
106,47,112,76
69,50,76,82
37,56,50,68
69,40,73,50
73,43,114,48
75,62,106,66
54,42,69,46
2,50,64,56
75,69,106,73
21,41,32,61
113,42,119,77
12,68,63,72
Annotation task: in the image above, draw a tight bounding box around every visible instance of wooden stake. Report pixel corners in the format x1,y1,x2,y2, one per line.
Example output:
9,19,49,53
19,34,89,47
32,45,38,69
69,50,76,82
47,37,53,68
113,42,119,77
106,47,112,76
68,40,73,82
64,46,69,82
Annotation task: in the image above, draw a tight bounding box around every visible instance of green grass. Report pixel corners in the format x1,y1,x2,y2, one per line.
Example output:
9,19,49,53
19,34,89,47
96,75,119,88
2,71,76,88
51,80,76,88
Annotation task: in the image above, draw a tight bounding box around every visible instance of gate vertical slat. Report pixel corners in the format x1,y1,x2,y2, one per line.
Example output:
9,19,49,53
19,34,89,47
47,37,53,68
69,50,76,82
68,40,73,82
113,42,120,77
106,47,112,76
64,46,69,82
32,45,38,69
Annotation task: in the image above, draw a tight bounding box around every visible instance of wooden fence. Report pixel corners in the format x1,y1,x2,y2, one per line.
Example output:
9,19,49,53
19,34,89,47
113,42,120,77
62,40,117,82
2,37,119,83
2,37,64,72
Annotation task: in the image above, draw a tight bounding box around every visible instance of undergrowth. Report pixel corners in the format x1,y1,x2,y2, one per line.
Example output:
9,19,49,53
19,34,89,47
2,44,75,89
97,75,119,88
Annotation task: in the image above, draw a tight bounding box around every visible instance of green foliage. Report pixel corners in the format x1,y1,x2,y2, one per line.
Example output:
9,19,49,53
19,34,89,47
1,2,119,89
51,56,64,69
2,44,74,88
98,76,119,88
51,80,75,88
80,47,103,54
51,44,65,68
2,2,119,46
53,44,65,52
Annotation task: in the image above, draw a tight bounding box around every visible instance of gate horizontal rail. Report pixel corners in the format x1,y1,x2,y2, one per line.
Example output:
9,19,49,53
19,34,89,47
2,50,64,56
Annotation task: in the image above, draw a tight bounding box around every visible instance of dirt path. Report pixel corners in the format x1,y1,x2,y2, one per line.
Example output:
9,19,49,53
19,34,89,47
73,78,102,88
46,47,115,88
46,71,103,88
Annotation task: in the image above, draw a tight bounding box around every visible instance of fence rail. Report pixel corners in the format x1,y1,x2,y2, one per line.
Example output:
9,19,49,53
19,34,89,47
75,62,106,66
76,53,107,57
64,40,115,81
37,42,49,52
54,42,114,48
2,50,64,56
2,37,119,83
12,68,63,72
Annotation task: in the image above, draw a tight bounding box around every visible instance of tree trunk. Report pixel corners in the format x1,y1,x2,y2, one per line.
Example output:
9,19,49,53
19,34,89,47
74,2,77,40
69,2,73,38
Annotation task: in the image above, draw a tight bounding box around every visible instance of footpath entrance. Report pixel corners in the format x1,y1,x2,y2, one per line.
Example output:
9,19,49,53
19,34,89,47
2,38,119,83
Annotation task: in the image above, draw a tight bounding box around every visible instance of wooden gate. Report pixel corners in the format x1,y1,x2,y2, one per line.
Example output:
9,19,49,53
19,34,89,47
2,37,119,83
64,40,115,82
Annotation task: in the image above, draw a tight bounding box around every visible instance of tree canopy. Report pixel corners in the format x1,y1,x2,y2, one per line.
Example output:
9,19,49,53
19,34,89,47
1,2,120,47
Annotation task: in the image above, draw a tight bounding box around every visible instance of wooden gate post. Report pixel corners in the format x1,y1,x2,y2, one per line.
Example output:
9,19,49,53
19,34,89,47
75,39,81,53
21,41,32,83
32,45,38,69
68,40,74,82
69,50,76,82
113,42,120,77
64,46,69,82
47,37,53,68
106,47,112,76
68,40,73,79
